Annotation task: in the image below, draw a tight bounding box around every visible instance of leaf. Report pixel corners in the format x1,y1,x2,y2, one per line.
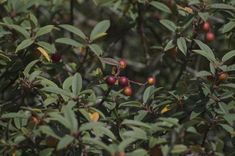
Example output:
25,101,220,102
36,25,54,37
56,38,83,47
194,39,214,56
98,57,119,66
59,24,87,40
16,38,34,52
63,101,78,132
160,19,176,32
177,37,187,55
36,41,55,54
63,76,73,91
210,3,235,10
82,137,112,153
90,20,110,41
88,44,103,56
57,135,74,150
72,73,82,96
39,148,54,156
222,50,235,62
150,1,171,14
42,87,72,97
193,50,216,62
143,86,154,104
39,126,61,139
171,144,187,154
222,21,235,33
0,23,30,38
36,47,51,62
23,60,39,77
122,120,151,129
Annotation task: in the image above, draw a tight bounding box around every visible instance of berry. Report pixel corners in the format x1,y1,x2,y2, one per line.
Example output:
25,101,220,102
205,32,215,42
167,47,177,58
218,72,228,82
114,151,125,156
207,75,214,82
118,76,129,87
119,59,127,69
105,76,116,86
123,86,132,96
201,21,210,32
147,76,156,85
51,53,61,62
30,116,40,125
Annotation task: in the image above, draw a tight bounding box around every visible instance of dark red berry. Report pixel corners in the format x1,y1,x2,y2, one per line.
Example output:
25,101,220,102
118,76,129,87
105,76,116,86
51,53,61,62
118,59,127,69
123,86,132,96
147,76,156,85
205,32,215,42
201,21,210,32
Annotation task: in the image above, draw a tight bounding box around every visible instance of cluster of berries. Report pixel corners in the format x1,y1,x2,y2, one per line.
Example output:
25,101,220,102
105,59,156,96
201,21,215,42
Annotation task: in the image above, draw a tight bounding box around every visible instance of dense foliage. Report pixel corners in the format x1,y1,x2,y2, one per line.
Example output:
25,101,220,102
0,0,235,155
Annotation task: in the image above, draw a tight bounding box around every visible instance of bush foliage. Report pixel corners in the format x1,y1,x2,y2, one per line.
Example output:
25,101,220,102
0,0,235,155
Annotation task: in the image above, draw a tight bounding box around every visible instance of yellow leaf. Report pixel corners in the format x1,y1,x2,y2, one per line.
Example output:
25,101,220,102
176,4,193,14
36,47,51,62
160,105,170,114
89,112,99,122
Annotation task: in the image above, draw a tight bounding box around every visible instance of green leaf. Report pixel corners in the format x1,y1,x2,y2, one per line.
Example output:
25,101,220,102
160,19,176,32
210,3,235,10
193,50,216,62
194,39,214,56
59,24,87,40
42,87,72,97
39,126,61,139
143,86,154,104
222,50,235,62
119,139,137,151
16,38,34,52
39,148,54,156
36,25,54,37
23,60,39,77
82,137,112,153
177,37,187,55
72,73,82,96
122,120,151,129
88,44,103,56
56,38,83,47
63,101,78,132
222,21,235,33
63,76,73,91
48,112,71,130
57,135,74,150
36,41,55,54
0,23,30,38
150,1,171,14
219,124,234,134
90,20,110,41
171,144,187,154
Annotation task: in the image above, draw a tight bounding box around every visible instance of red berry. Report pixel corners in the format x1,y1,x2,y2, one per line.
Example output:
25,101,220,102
201,21,210,32
205,32,215,42
118,59,127,69
123,86,132,96
105,76,116,86
147,76,156,85
218,72,228,82
118,76,129,87
51,53,61,62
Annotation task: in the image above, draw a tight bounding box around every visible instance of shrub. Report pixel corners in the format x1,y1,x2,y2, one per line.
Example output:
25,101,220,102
0,0,235,156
